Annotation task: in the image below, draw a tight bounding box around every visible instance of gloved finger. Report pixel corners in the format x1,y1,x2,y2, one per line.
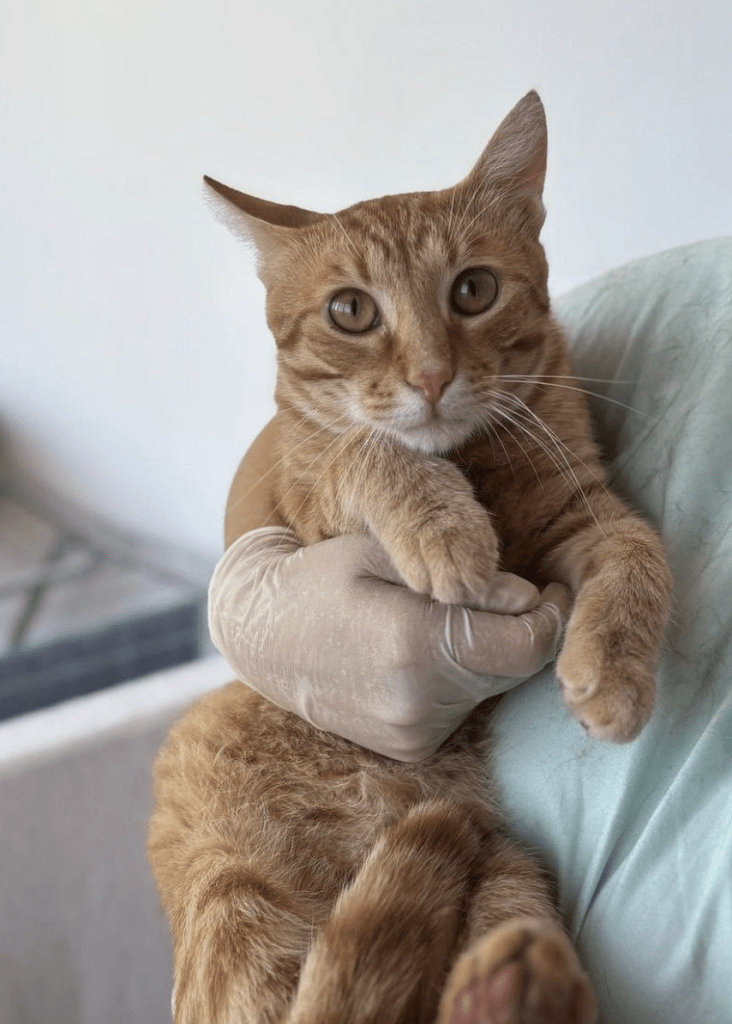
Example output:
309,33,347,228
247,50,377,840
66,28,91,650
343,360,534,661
251,530,565,681
438,582,571,678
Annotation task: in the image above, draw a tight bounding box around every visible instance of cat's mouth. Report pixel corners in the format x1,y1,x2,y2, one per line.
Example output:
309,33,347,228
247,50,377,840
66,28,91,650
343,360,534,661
366,384,481,455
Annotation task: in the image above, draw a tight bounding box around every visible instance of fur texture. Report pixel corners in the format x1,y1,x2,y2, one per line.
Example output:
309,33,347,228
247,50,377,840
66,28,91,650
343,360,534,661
149,92,672,1024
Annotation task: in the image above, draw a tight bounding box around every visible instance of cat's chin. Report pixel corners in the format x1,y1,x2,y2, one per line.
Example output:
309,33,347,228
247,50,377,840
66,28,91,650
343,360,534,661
393,420,475,457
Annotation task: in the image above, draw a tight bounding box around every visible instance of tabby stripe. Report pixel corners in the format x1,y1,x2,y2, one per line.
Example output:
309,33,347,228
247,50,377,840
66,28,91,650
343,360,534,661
278,310,310,350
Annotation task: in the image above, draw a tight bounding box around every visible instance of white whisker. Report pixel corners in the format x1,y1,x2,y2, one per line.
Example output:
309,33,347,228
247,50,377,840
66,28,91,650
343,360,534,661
476,405,545,491
488,390,608,538
487,399,571,488
273,425,362,547
330,213,361,264
500,375,652,418
337,426,381,529
227,411,351,520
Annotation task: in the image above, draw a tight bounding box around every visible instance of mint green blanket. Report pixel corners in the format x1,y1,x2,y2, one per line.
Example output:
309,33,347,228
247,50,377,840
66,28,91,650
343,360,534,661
494,238,732,1022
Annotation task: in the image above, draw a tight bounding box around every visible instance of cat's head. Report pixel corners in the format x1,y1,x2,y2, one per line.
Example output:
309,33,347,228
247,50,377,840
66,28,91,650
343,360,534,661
206,91,557,456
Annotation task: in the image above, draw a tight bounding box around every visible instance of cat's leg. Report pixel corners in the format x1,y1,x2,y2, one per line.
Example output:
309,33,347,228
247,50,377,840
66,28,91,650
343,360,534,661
148,688,327,1024
545,513,673,741
293,429,501,607
167,848,316,1024
358,448,501,607
285,798,493,1024
437,837,595,1024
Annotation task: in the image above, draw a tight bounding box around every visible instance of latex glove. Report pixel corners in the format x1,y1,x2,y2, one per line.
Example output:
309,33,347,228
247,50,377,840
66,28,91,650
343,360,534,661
208,526,569,762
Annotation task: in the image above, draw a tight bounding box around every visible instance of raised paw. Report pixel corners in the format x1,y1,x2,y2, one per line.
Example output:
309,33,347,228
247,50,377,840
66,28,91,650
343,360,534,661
438,917,595,1024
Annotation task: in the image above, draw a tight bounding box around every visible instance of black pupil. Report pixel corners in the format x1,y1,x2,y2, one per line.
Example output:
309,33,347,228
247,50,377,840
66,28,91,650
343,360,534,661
466,277,477,298
350,296,358,318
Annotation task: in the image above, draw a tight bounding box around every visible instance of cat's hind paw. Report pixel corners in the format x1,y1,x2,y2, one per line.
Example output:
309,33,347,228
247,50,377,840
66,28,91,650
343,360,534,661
438,918,595,1024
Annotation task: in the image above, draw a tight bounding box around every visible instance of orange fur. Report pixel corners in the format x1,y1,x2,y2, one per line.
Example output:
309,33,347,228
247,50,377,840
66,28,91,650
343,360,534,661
149,92,671,1023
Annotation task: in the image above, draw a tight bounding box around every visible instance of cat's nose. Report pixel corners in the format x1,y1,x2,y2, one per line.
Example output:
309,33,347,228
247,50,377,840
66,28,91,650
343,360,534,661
408,364,453,405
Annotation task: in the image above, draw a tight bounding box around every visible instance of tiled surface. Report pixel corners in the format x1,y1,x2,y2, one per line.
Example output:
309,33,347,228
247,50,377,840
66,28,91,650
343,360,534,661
0,484,213,719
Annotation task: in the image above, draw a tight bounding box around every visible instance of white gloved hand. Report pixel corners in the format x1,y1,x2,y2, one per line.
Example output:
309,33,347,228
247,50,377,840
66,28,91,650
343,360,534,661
208,527,570,762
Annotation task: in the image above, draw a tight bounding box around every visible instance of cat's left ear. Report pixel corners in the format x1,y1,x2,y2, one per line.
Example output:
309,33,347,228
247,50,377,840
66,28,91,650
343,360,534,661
203,176,324,269
462,90,547,229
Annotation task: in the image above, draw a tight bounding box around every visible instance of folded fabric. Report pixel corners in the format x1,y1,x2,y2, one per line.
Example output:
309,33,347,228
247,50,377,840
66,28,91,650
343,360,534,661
492,238,732,1023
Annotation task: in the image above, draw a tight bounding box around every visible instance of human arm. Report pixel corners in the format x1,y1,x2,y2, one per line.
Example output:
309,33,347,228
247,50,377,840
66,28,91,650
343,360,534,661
209,418,569,760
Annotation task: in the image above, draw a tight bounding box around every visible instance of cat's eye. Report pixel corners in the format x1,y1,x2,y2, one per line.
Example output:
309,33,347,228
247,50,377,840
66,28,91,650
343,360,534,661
450,268,499,316
328,289,379,334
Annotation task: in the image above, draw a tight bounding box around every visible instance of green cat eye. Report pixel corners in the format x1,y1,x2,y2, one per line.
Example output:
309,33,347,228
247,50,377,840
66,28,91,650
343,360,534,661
450,268,499,316
328,289,379,334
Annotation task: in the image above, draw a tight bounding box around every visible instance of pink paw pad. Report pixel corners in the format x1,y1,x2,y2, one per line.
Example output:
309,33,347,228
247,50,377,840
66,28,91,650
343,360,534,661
446,962,523,1024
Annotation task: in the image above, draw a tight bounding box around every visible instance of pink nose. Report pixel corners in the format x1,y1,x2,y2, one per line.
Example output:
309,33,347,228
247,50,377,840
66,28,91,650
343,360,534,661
410,365,452,405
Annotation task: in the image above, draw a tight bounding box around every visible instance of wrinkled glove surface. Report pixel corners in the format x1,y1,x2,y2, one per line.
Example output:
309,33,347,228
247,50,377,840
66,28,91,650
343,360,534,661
209,526,568,761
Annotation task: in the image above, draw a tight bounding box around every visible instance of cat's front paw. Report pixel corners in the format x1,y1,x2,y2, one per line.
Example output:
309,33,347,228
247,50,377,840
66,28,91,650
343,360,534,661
557,597,658,742
386,502,499,607
557,632,655,742
552,522,671,742
438,917,595,1024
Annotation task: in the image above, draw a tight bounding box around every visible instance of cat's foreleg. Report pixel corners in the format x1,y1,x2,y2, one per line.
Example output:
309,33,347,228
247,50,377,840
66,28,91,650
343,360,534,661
324,435,501,607
543,512,672,741
286,799,492,1024
437,836,595,1024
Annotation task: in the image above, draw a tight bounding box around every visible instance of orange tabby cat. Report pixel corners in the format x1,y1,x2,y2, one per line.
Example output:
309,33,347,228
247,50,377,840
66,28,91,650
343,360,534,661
148,92,672,1024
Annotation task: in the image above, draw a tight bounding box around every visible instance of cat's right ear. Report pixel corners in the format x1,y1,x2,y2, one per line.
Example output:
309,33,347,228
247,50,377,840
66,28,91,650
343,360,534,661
203,176,323,265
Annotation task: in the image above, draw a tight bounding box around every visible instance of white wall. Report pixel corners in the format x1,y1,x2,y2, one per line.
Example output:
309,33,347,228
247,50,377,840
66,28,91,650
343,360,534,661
2,0,731,557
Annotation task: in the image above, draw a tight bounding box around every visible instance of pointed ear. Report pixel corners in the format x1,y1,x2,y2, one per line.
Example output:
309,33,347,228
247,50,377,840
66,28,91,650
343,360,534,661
463,91,547,226
203,175,324,257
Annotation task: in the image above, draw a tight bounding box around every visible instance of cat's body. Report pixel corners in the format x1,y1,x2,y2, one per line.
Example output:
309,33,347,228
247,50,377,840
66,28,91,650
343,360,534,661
148,93,672,1024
